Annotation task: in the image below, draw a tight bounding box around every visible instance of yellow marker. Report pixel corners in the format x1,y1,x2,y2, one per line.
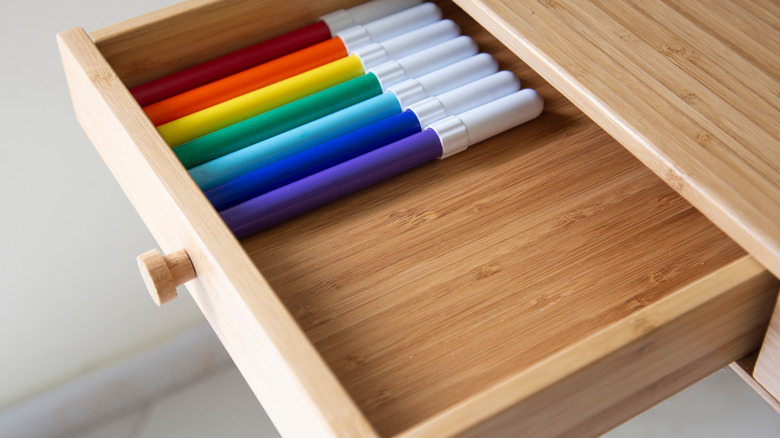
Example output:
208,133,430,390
157,54,365,146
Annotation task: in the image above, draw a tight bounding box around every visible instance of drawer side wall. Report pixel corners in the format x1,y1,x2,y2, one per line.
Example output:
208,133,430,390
57,27,377,438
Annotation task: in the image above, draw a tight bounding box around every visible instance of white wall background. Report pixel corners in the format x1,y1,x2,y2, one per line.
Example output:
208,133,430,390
0,0,199,409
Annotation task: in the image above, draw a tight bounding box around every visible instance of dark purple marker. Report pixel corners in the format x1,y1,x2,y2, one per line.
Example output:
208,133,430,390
222,89,544,238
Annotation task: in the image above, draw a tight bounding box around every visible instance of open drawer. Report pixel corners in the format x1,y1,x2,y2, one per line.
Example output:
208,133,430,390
57,0,779,436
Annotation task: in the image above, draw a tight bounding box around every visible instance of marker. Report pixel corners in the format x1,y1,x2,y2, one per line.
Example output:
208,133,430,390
221,89,545,238
157,36,476,146
129,0,424,106
159,35,478,147
205,71,521,210
175,53,497,168
187,37,480,189
144,7,450,125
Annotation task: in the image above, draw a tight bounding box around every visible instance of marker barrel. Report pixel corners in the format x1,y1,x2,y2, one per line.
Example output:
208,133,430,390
205,71,520,209
158,35,473,147
221,89,544,238
178,52,495,170
190,93,402,190
206,109,422,210
174,73,382,168
144,9,450,126
184,37,480,183
144,38,348,126
222,129,444,238
129,22,332,107
158,54,365,146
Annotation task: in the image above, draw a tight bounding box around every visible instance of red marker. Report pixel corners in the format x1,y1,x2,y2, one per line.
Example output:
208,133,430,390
129,0,423,107
143,4,445,126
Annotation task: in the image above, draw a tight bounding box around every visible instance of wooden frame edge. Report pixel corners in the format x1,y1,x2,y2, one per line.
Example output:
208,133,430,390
57,27,377,438
731,352,780,414
754,289,780,409
397,256,778,437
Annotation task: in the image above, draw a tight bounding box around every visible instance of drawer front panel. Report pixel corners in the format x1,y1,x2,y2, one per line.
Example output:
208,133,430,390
57,27,377,438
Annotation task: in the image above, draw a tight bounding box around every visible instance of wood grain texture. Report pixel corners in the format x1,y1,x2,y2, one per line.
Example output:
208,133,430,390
732,352,780,414
57,27,377,438
238,3,773,435
90,0,366,88
60,0,779,436
755,289,780,406
451,0,780,280
406,257,778,437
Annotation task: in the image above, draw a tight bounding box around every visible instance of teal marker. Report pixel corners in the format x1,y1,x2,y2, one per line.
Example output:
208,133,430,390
174,74,381,168
174,21,462,169
191,93,399,190
189,43,496,191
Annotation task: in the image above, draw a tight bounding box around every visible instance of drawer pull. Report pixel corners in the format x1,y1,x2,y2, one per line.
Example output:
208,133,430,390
136,249,195,306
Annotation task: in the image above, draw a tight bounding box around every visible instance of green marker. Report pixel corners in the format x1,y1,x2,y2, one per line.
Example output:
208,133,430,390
173,74,381,168
173,19,464,169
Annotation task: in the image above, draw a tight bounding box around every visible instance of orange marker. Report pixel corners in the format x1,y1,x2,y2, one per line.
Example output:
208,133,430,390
143,2,442,126
144,38,347,125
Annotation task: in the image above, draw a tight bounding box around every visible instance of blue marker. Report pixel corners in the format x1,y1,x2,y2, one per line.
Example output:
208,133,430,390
174,19,464,168
189,37,488,191
206,71,521,210
221,89,545,238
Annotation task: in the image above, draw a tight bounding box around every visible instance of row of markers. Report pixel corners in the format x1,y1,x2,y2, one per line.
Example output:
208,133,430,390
132,0,543,239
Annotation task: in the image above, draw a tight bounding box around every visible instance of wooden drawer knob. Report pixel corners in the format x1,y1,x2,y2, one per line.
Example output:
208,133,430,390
137,249,195,306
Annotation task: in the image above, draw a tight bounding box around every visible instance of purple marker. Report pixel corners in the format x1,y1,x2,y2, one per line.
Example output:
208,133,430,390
222,89,545,238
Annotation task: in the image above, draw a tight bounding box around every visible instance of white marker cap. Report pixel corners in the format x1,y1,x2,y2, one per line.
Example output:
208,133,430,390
431,89,545,159
370,36,478,89
388,53,499,108
320,0,424,34
337,3,442,52
353,19,460,69
408,71,521,127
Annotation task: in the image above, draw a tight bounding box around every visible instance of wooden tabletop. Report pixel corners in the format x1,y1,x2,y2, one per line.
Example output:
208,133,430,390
456,0,780,278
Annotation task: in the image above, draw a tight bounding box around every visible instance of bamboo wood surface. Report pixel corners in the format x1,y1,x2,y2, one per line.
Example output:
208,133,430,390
59,0,780,436
451,0,780,280
732,352,780,414
755,290,780,406
403,257,777,437
57,27,377,438
238,3,773,435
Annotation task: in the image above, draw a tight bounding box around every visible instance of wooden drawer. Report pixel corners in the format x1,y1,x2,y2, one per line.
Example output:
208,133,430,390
57,1,779,436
